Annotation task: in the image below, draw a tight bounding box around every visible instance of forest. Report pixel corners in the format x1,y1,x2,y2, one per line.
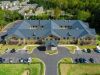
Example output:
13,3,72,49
0,0,100,34
29,0,100,34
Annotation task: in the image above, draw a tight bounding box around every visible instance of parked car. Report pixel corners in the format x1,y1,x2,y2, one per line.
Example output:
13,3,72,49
9,59,13,63
23,58,28,63
89,58,95,63
87,49,91,53
82,49,87,52
28,57,32,63
19,58,24,63
0,58,5,63
74,59,79,63
10,49,16,53
75,58,87,63
19,58,28,63
79,58,87,63
94,49,100,53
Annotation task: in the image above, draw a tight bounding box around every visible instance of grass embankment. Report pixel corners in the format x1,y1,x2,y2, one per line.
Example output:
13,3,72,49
25,46,37,52
66,45,96,53
45,50,58,55
66,46,76,53
79,45,96,49
0,64,40,75
0,44,24,54
0,58,44,75
96,35,100,44
59,56,100,75
60,64,100,75
0,44,38,54
59,58,73,64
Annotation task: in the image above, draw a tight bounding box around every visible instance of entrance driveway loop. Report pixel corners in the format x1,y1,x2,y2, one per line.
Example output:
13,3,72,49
31,47,72,75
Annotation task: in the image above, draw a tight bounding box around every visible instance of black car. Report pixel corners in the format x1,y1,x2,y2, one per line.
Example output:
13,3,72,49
0,58,5,63
19,58,28,63
79,58,87,63
10,49,16,53
89,58,95,63
23,58,28,63
87,49,91,53
82,49,87,53
75,59,79,63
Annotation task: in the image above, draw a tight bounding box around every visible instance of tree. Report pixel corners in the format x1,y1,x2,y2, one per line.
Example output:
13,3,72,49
68,0,79,8
19,0,24,3
53,7,61,19
77,10,91,21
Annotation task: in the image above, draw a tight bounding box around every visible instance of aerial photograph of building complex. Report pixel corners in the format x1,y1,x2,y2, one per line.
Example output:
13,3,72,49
0,0,100,75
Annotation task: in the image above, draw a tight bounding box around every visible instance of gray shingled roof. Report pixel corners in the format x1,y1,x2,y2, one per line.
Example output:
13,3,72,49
2,20,96,40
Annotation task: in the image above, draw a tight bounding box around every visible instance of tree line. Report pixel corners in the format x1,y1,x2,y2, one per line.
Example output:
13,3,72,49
29,0,100,34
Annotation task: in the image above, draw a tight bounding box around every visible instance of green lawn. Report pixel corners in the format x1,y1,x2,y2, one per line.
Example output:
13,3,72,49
45,50,58,55
66,46,76,53
0,44,38,54
96,35,100,44
0,44,24,54
79,45,96,49
25,46,38,52
59,58,73,64
60,64,100,75
0,64,41,75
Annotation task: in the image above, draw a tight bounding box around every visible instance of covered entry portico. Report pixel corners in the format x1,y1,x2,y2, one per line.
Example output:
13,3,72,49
45,40,58,50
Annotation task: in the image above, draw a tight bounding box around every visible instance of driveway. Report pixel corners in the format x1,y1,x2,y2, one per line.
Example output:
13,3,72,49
31,47,72,75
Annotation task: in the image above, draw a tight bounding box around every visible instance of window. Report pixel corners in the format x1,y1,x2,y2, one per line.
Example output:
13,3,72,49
28,37,30,40
67,32,71,36
58,38,60,40
35,26,38,28
32,32,35,36
65,26,67,28
37,37,40,40
63,37,66,39
41,26,44,28
60,25,72,29
31,25,38,29
68,26,72,29
21,38,23,40
60,26,63,28
67,37,69,39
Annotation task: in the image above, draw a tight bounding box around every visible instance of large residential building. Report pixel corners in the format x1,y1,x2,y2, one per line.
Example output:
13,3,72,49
0,20,96,50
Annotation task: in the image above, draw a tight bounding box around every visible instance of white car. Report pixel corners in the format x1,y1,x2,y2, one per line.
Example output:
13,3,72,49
28,57,32,63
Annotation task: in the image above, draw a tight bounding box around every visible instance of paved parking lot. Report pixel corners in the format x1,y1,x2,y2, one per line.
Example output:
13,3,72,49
72,50,100,63
0,50,30,63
